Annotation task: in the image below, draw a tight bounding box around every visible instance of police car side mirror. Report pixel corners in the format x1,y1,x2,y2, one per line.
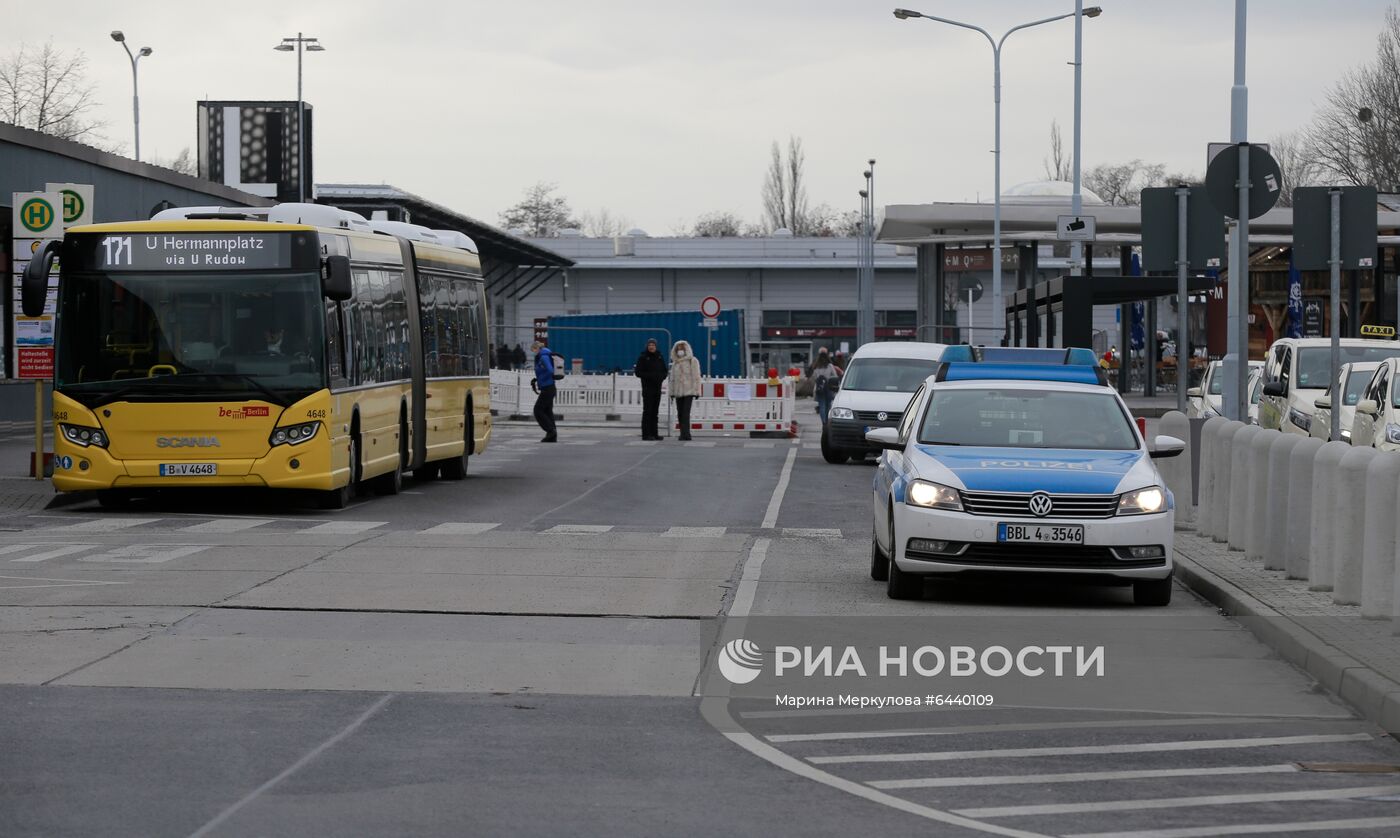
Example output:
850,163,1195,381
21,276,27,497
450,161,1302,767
1356,399,1379,417
1262,381,1287,398
322,255,352,302
22,240,59,317
1150,435,1185,459
865,427,903,451
1314,395,1332,410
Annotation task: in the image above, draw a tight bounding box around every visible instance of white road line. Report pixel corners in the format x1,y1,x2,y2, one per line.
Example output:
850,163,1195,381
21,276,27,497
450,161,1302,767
730,538,770,619
180,518,275,534
871,764,1299,790
542,524,613,534
762,447,798,529
0,573,127,589
299,520,387,534
1066,815,1400,838
782,527,844,538
9,544,98,563
663,526,727,538
744,441,775,448
955,783,1400,819
187,694,395,838
420,523,500,535
767,716,1328,743
685,441,716,447
807,733,1374,765
47,518,160,533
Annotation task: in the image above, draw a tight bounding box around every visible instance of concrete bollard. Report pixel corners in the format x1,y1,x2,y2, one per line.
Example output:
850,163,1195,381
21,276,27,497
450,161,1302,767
1228,425,1262,552
1263,433,1303,571
1158,412,1193,529
1196,418,1225,538
1361,453,1400,618
1286,436,1324,580
1211,421,1244,543
1309,441,1351,591
1245,430,1275,562
1333,446,1378,606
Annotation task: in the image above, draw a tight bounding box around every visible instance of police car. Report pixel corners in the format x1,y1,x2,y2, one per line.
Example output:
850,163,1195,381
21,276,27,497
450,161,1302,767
866,347,1184,606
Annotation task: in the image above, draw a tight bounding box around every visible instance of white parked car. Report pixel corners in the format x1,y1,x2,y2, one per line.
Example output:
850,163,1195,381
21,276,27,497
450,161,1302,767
1259,337,1400,435
1247,367,1263,425
822,341,947,464
1350,357,1400,451
867,347,1183,606
1309,361,1381,443
1187,359,1263,420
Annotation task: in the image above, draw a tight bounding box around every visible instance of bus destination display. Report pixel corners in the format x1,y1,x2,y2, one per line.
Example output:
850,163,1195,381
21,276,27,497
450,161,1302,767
93,233,290,271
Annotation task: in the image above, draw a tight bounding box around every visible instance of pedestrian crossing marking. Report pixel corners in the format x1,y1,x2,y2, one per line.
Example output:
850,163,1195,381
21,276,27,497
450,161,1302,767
783,528,844,538
180,518,275,533
663,527,727,538
6,544,97,563
299,521,387,534
50,518,159,533
420,523,500,535
542,524,613,534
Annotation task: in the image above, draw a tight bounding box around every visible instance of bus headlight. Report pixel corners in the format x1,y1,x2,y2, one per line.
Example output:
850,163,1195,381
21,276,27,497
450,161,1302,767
1118,486,1166,515
60,423,108,448
906,479,962,511
829,407,854,420
270,422,320,447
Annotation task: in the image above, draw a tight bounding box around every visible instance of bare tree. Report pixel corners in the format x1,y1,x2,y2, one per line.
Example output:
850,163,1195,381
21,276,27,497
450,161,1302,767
692,211,745,237
1305,6,1400,191
1083,160,1165,206
152,147,197,176
0,41,108,145
760,136,817,234
499,182,580,237
580,208,631,237
761,140,788,232
785,136,812,234
1043,120,1072,181
1267,131,1317,206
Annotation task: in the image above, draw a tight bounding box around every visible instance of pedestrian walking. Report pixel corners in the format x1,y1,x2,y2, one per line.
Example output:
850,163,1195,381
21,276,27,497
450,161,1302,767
668,339,702,441
634,338,668,440
531,341,559,442
809,347,843,426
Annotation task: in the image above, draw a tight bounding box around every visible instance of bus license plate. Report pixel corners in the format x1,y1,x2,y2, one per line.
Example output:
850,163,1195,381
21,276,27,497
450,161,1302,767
159,463,217,477
998,523,1084,544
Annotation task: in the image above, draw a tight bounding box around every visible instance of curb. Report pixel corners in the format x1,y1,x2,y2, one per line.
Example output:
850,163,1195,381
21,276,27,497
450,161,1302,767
1173,550,1400,738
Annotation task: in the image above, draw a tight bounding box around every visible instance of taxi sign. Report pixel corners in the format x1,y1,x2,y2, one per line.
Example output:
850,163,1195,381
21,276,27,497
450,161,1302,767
1360,324,1396,339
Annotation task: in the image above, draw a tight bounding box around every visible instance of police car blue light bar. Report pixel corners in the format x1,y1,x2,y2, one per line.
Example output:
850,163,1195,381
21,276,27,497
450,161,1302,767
939,346,1099,366
937,362,1106,386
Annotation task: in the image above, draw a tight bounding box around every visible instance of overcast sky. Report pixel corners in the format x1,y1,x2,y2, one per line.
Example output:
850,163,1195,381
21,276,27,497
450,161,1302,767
6,1,1394,233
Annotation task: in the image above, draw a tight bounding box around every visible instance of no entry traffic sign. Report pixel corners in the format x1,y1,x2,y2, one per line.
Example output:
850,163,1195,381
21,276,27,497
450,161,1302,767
700,296,721,318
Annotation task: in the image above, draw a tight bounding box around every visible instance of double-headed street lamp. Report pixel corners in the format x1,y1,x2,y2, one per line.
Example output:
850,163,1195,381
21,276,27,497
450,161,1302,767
893,6,1101,342
109,31,153,163
274,33,325,203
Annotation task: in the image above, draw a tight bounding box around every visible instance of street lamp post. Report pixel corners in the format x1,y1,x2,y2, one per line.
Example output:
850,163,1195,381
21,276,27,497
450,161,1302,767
110,32,152,163
894,7,1099,342
274,33,325,203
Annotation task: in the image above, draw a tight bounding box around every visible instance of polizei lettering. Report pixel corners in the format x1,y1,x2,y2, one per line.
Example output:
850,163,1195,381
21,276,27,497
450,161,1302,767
977,460,1094,470
155,436,221,448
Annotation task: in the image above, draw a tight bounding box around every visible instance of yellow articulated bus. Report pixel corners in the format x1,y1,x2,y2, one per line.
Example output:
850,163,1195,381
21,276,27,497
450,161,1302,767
21,202,492,509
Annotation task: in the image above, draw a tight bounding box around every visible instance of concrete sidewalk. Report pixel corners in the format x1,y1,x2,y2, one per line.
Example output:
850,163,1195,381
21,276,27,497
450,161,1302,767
1174,531,1400,738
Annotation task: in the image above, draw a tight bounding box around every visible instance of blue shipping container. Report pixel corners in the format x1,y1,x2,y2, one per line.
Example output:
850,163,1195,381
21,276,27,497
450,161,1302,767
545,310,746,377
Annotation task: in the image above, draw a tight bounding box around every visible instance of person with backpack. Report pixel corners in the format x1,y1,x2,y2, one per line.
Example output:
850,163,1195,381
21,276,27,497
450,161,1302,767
634,338,669,440
531,340,559,442
809,347,843,426
668,339,702,441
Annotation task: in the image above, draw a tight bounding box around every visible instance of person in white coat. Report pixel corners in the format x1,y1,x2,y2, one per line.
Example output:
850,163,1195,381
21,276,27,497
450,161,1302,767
669,340,702,441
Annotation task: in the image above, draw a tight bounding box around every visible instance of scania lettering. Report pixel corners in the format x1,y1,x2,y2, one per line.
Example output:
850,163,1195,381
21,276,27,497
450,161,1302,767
24,203,493,509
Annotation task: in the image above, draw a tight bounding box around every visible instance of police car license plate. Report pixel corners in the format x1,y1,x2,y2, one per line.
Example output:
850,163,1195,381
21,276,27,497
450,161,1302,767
998,523,1084,544
159,463,217,477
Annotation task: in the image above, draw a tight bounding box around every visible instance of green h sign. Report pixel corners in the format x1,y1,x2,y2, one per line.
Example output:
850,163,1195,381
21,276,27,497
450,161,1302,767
20,197,55,233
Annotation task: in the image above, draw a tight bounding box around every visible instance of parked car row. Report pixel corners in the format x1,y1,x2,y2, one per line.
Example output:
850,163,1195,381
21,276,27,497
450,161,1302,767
1256,335,1400,448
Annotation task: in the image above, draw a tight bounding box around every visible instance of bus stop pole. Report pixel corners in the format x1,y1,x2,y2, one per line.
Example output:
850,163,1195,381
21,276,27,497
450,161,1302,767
1176,187,1190,413
1330,188,1342,443
33,380,43,481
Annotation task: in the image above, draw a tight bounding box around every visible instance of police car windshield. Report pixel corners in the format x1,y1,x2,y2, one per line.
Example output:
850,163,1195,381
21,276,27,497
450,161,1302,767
1297,346,1400,389
919,389,1139,450
840,357,940,392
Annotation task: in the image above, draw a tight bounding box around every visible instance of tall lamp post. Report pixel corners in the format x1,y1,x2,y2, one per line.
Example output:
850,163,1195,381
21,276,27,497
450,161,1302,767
110,32,152,163
274,33,325,203
893,7,1100,342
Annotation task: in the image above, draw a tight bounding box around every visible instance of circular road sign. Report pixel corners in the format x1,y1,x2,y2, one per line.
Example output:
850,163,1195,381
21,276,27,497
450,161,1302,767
700,296,721,318
60,189,84,224
20,197,56,233
1206,143,1283,220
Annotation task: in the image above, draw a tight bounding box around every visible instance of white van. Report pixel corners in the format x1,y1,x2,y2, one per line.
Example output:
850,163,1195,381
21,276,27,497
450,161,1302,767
821,341,947,464
1259,337,1400,435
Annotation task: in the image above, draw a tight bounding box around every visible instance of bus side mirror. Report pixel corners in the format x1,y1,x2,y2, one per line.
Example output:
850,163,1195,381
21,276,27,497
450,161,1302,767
322,255,352,301
22,241,58,317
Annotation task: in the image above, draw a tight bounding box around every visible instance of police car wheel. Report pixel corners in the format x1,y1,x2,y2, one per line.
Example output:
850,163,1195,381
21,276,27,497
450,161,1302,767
1133,574,1174,607
885,512,923,600
821,427,850,464
870,522,889,581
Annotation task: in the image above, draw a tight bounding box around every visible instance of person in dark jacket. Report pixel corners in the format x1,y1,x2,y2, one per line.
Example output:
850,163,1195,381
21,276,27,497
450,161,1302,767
634,338,668,440
512,343,527,370
532,341,558,442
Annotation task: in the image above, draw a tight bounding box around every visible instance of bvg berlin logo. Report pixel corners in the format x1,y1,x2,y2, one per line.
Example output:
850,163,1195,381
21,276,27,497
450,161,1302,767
717,638,764,684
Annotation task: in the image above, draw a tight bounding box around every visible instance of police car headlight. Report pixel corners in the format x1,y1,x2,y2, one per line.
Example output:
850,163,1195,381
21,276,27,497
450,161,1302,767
269,421,320,447
829,407,854,420
1386,424,1400,445
1118,486,1166,515
1288,408,1312,432
907,479,962,511
61,423,108,449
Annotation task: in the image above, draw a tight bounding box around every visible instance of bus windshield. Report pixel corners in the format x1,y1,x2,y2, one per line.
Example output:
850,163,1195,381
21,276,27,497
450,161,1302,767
56,271,326,406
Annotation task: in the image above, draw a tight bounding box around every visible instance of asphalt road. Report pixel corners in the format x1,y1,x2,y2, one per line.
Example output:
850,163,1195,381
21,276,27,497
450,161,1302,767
2,421,1399,837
